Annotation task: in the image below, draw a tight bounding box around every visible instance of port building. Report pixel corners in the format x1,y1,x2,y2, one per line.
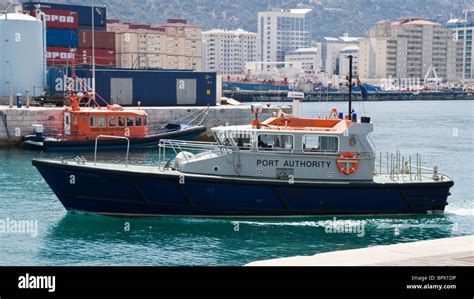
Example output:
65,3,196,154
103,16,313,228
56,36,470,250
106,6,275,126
257,9,312,66
444,8,474,83
202,29,257,75
109,19,202,71
358,18,458,83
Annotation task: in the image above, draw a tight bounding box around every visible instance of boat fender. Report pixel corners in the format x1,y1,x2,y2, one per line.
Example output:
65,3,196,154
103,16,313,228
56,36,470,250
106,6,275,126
165,123,182,131
337,152,359,176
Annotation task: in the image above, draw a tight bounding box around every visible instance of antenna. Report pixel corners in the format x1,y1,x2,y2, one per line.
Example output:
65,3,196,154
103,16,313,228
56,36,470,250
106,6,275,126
347,55,353,118
91,0,96,100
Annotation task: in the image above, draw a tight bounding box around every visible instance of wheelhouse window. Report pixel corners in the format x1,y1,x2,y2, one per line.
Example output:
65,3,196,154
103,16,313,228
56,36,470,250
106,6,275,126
231,131,254,151
257,134,293,152
109,116,117,127
118,116,125,127
303,135,339,153
135,117,142,127
127,117,134,127
214,131,232,147
89,116,96,128
98,116,106,128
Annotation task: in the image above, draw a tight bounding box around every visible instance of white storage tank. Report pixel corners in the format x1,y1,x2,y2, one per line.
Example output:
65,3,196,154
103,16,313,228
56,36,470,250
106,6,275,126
0,13,45,98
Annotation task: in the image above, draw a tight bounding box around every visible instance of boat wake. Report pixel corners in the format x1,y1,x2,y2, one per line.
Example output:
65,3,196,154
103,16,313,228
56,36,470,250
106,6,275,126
445,208,474,216
232,220,367,228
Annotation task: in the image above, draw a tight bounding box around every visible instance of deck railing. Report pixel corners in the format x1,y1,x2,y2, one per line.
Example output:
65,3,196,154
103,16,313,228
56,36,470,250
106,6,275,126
375,151,451,182
94,135,130,167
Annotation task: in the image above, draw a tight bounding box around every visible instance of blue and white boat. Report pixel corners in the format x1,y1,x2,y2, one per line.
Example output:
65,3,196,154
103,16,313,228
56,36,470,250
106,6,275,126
32,95,454,217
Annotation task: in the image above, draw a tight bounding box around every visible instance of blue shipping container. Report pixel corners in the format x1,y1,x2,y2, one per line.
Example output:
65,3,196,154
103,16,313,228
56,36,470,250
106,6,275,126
23,1,106,30
47,67,217,107
46,28,78,48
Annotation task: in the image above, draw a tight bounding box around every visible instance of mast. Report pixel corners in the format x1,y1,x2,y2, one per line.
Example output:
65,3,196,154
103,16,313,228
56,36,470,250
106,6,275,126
91,0,96,100
348,54,353,118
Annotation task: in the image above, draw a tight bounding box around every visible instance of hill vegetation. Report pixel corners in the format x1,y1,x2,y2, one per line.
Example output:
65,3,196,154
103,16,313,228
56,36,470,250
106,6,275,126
21,0,474,40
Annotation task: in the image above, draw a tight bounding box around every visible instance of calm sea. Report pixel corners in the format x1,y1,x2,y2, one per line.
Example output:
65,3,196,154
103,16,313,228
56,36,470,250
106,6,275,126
0,100,472,266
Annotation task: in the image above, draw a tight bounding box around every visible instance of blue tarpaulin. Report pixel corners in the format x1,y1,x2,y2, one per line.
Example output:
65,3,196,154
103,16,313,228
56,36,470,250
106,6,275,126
360,84,369,101
352,83,382,100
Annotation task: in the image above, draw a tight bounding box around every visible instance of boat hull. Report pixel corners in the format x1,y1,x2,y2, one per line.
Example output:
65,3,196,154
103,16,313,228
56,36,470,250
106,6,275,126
22,126,206,151
223,82,290,92
32,160,454,217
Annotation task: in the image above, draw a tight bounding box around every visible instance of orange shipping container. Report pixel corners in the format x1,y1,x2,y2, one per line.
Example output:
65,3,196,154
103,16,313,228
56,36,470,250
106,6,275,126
78,30,115,50
77,48,116,67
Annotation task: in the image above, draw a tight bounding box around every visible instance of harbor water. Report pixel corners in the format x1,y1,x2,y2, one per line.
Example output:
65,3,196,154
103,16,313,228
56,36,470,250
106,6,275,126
0,100,472,266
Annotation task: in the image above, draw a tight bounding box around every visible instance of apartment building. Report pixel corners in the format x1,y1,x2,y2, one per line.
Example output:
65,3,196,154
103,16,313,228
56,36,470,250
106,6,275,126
284,46,322,75
338,45,359,76
202,29,257,75
358,19,458,82
444,8,474,82
322,35,363,76
108,19,202,70
257,8,312,65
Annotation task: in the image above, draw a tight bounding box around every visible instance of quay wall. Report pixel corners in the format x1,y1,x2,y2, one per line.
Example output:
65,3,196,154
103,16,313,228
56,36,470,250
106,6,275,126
0,105,290,147
225,91,474,102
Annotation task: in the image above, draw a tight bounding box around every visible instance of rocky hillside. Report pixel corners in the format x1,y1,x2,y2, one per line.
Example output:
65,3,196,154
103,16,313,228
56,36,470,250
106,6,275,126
20,0,474,40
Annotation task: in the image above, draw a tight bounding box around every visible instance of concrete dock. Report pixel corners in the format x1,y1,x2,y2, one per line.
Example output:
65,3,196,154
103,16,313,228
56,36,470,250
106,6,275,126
226,90,474,103
0,104,291,146
246,236,474,266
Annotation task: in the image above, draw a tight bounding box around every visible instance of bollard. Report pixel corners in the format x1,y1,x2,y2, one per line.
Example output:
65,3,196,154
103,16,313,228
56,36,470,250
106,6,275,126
26,90,30,108
8,89,13,108
16,93,22,108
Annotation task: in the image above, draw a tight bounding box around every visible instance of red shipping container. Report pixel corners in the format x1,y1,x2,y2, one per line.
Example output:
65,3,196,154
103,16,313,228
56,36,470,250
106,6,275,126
78,30,116,50
32,8,79,30
46,47,77,66
77,48,116,67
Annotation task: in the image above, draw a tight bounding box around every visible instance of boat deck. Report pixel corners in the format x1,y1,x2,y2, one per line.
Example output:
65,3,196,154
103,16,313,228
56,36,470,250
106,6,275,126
39,159,453,185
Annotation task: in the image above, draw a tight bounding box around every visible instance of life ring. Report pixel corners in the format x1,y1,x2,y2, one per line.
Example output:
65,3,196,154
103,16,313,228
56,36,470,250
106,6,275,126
337,152,359,175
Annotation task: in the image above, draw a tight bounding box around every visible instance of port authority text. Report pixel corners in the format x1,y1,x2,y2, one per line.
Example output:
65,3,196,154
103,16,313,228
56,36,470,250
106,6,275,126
257,160,331,168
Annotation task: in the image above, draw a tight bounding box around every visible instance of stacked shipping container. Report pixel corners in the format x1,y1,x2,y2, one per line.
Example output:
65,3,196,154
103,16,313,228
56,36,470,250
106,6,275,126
30,7,79,66
46,28,78,47
77,30,116,67
30,8,78,29
23,1,110,67
23,2,107,30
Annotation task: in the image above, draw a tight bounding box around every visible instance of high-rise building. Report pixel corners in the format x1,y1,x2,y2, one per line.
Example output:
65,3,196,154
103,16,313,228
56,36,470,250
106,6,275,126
322,35,363,76
444,8,474,82
358,19,458,82
109,19,202,71
338,45,359,77
257,8,312,65
202,29,257,75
